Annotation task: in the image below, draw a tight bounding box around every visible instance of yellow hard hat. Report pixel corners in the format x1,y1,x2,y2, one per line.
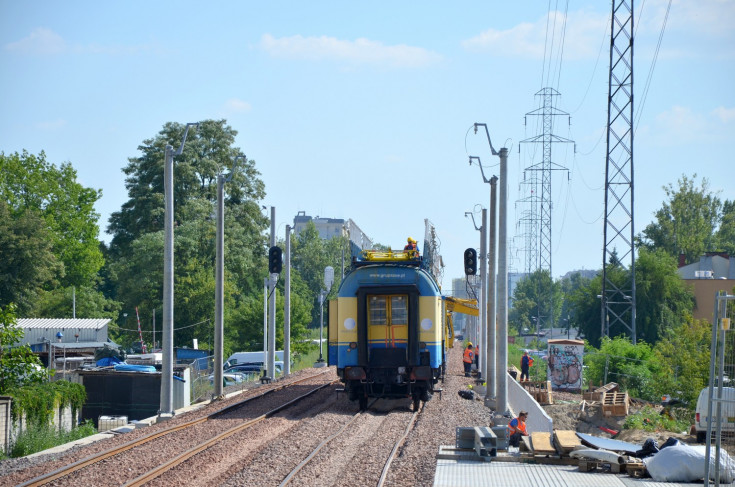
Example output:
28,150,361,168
407,237,416,243
467,342,473,346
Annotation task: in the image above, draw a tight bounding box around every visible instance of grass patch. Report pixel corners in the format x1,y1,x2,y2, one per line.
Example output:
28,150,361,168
9,420,97,458
623,406,691,434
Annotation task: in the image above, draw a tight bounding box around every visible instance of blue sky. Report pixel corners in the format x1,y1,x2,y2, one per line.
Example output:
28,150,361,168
1,1,733,291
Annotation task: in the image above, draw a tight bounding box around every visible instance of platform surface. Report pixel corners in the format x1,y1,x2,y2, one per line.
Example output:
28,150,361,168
433,459,733,487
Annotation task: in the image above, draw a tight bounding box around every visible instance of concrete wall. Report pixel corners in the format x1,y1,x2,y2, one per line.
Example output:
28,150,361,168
507,377,553,434
1,400,80,452
0,397,10,453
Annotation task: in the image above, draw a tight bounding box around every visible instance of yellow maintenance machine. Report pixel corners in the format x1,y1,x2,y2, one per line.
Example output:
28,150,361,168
443,296,479,348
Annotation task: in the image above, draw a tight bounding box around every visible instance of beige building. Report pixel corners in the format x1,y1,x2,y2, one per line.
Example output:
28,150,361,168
677,253,735,321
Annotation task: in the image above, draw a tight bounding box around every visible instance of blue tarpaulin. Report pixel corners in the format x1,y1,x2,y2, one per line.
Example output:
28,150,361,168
114,363,156,372
96,357,123,367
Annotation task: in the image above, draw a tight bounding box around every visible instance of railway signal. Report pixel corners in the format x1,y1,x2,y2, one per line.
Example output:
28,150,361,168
464,248,477,275
269,246,283,274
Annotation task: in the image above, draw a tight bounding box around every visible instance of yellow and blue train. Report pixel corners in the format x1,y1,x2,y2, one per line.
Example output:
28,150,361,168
328,250,446,410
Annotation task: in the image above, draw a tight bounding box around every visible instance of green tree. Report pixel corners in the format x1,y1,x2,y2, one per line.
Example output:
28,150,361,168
715,200,735,256
0,201,63,315
639,174,721,264
290,222,348,327
508,270,563,336
585,337,660,401
0,304,46,394
0,150,104,287
107,120,267,265
634,247,694,344
653,318,711,407
105,120,272,351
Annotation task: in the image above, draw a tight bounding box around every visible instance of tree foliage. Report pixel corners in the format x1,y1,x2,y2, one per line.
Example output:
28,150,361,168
0,304,46,394
0,150,104,287
0,201,62,315
639,174,722,264
652,318,711,406
584,337,660,401
509,270,563,335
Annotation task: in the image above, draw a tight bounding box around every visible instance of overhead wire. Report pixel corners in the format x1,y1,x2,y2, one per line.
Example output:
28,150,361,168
635,0,672,133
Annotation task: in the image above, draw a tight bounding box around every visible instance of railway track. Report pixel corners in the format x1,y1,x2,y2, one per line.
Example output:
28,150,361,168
278,400,422,487
16,371,336,487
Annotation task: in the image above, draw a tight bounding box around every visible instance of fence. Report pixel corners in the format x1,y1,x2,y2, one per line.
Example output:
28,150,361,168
704,291,735,486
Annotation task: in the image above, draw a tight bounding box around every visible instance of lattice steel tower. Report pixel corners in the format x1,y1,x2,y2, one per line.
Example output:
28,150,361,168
520,87,574,278
601,0,636,343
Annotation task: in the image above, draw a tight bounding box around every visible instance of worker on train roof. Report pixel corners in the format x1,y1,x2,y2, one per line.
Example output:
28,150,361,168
404,237,419,257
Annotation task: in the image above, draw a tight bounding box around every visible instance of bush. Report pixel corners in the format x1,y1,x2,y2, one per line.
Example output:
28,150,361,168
9,420,96,458
9,380,86,425
623,406,691,434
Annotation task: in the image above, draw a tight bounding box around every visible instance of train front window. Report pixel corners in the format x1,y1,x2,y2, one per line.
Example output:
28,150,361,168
368,295,408,326
390,296,407,325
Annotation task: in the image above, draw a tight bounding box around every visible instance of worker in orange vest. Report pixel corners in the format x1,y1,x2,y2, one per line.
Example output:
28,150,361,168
463,343,474,377
508,411,529,447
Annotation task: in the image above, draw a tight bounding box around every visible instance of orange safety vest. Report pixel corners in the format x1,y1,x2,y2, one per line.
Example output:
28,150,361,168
508,417,527,436
463,348,474,364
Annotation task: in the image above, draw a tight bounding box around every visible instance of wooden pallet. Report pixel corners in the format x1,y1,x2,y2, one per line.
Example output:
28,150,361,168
522,380,554,405
625,462,647,478
553,429,581,455
602,391,629,416
530,432,558,455
583,382,619,401
578,459,625,473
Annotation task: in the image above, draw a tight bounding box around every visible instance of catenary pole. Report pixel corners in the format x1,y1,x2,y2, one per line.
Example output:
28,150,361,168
284,224,292,376
486,175,498,404
160,123,197,418
496,148,509,414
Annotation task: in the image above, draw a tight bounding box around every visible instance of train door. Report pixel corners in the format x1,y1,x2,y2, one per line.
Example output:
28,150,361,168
367,294,409,366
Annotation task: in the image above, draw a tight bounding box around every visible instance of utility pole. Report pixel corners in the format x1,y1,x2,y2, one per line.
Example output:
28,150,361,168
160,122,197,418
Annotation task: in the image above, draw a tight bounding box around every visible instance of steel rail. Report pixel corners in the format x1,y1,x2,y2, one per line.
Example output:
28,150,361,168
278,398,378,487
18,371,331,487
377,406,421,487
123,379,339,487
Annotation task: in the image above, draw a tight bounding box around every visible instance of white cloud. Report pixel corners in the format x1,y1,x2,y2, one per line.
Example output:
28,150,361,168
259,34,441,68
462,9,609,61
36,119,67,130
712,106,735,123
224,98,252,113
5,28,162,56
647,105,735,145
5,28,66,55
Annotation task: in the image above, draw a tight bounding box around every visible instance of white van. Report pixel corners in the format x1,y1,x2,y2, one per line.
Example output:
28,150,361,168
694,386,735,442
224,351,285,371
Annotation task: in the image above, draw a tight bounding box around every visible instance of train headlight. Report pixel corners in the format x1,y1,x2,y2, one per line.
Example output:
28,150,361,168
419,342,426,349
420,318,433,331
344,318,356,330
397,366,406,374
349,342,357,349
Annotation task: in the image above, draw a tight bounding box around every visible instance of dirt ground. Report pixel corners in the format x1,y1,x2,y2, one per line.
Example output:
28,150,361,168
543,391,696,448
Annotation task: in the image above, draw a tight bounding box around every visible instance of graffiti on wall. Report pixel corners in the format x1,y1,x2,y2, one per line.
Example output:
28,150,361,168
547,343,583,391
